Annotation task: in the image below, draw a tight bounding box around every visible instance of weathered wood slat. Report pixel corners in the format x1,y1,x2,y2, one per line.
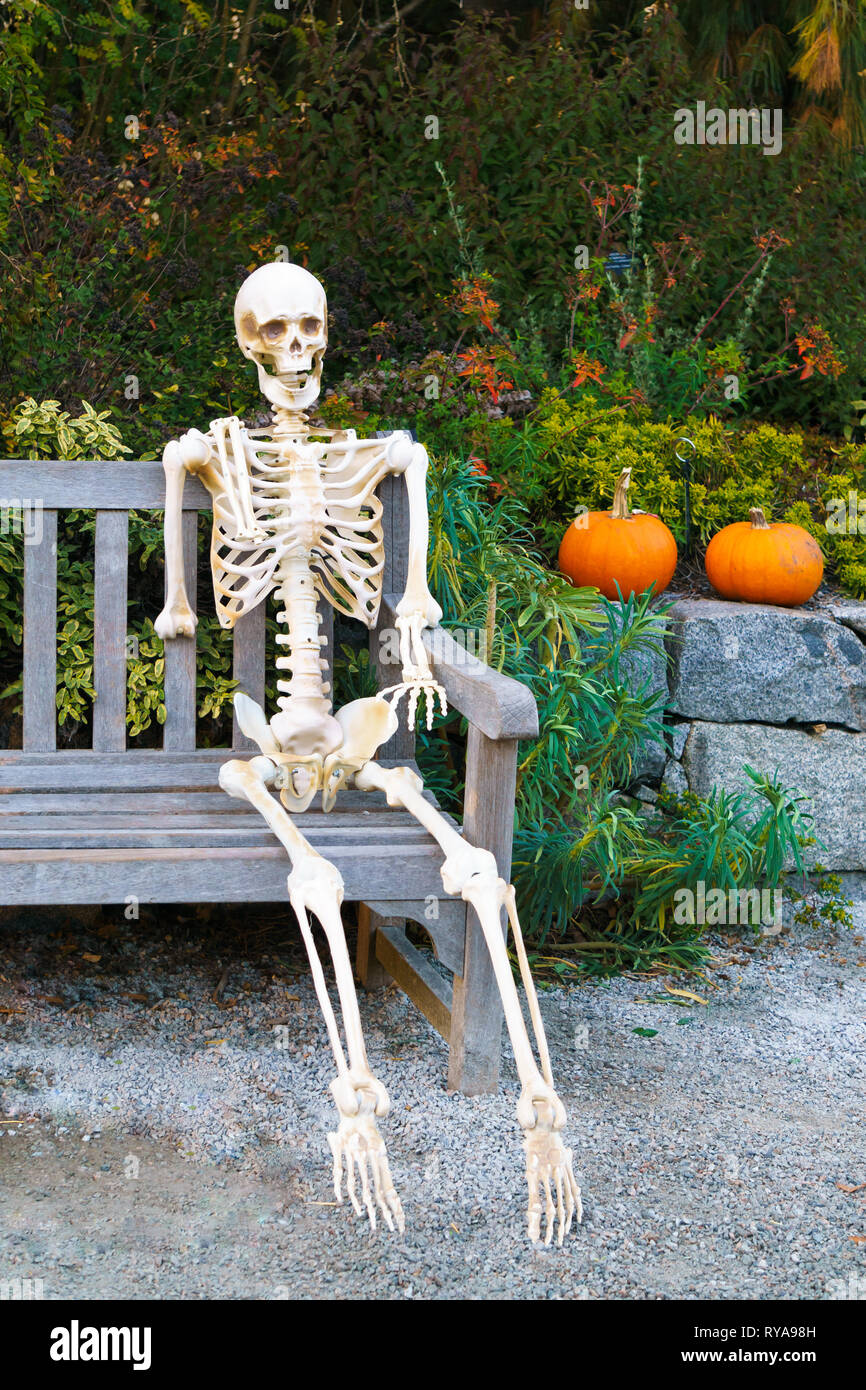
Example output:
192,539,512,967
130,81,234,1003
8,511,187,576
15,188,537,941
0,829,444,849
0,792,236,814
162,510,198,751
0,844,449,906
0,791,439,816
0,814,436,835
0,748,234,762
0,460,211,510
0,812,267,829
355,903,391,989
363,899,467,979
92,510,129,751
0,773,439,798
0,831,286,848
22,509,58,752
375,926,453,1041
0,755,432,794
0,843,437,863
0,750,425,766
0,809,445,833
231,602,266,751
0,764,227,792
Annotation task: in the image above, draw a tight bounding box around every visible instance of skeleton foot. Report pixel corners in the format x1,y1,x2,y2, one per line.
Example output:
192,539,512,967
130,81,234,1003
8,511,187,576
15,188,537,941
521,1095,583,1248
327,1094,405,1236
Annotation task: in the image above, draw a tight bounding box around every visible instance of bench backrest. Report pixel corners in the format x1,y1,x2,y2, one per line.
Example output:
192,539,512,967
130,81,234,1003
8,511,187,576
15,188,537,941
1,456,410,756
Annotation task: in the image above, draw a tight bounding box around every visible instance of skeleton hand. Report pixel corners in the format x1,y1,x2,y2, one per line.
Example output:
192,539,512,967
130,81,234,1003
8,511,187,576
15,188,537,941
155,598,197,640
381,608,447,729
518,1084,582,1247
382,677,447,731
328,1073,405,1234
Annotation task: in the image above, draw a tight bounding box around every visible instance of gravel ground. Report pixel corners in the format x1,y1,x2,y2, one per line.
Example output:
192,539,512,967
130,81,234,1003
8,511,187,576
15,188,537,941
1,905,864,1300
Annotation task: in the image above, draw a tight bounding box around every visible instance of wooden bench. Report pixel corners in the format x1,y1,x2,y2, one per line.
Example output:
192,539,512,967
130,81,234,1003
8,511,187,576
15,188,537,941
0,457,538,1093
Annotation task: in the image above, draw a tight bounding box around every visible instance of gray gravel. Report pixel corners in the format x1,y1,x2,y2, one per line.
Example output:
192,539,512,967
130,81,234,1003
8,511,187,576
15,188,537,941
1,906,864,1300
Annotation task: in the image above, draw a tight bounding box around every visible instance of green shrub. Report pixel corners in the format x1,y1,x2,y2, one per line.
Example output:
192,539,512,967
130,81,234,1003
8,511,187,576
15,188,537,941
474,390,866,595
1,10,864,443
0,398,237,741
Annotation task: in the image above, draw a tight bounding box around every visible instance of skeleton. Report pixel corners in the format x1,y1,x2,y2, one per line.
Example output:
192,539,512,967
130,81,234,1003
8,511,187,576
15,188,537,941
154,262,582,1244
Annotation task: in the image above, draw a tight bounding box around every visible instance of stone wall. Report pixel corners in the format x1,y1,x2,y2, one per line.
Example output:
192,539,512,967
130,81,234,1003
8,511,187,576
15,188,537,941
631,598,866,873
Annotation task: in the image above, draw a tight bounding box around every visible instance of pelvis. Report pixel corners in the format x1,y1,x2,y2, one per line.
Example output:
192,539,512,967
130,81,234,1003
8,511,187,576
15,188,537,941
233,691,399,812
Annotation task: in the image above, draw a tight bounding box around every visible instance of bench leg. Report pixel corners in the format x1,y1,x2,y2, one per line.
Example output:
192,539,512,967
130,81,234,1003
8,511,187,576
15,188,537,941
355,903,391,990
447,927,504,1095
446,729,516,1095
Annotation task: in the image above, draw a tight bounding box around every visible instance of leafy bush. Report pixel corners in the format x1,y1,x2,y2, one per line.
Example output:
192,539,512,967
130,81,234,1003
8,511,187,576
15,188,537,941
417,457,827,972
466,390,866,596
0,397,238,741
1,7,865,445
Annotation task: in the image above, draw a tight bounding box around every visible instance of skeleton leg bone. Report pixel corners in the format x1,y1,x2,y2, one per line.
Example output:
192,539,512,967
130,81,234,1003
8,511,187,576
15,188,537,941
355,760,582,1246
219,755,404,1233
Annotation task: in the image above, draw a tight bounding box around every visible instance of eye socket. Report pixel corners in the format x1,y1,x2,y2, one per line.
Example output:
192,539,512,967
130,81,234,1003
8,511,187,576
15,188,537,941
300,316,322,337
261,319,288,343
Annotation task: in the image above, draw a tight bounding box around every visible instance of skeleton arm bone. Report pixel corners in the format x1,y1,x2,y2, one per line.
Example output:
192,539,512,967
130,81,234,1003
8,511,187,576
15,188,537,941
391,436,443,659
154,433,211,639
380,435,446,727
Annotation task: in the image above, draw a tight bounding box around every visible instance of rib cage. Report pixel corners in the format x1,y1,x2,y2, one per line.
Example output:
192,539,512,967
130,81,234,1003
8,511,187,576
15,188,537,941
205,425,391,629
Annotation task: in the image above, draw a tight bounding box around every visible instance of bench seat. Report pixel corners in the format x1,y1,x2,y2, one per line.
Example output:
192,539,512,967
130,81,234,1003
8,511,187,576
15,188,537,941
0,750,460,908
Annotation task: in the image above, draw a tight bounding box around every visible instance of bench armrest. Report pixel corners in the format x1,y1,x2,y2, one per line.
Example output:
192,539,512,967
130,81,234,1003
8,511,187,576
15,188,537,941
380,593,538,742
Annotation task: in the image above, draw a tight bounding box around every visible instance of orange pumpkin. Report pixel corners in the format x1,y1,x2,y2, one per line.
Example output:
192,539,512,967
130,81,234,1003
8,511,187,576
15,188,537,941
704,508,823,607
558,468,678,601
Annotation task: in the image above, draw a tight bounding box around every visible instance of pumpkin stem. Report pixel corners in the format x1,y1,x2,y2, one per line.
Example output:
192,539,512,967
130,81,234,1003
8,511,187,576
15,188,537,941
749,507,771,530
611,468,632,520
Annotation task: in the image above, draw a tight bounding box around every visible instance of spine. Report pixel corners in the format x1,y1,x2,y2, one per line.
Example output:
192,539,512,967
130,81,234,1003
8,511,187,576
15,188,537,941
274,552,330,710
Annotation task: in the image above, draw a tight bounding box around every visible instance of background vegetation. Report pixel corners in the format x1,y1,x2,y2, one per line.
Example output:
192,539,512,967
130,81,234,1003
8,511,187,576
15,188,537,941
1,1,859,968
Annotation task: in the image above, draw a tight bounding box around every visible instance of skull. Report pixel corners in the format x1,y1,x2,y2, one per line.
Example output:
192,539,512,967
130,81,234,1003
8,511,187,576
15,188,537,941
234,263,328,409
